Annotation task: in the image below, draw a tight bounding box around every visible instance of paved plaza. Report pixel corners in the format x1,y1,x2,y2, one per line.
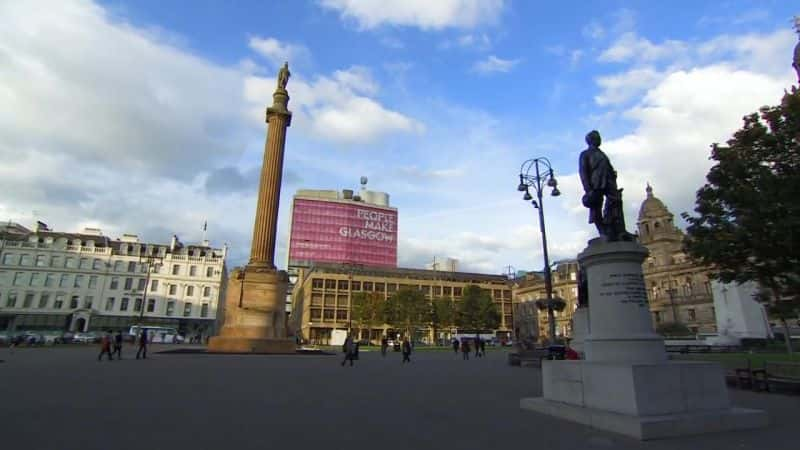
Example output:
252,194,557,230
0,345,797,450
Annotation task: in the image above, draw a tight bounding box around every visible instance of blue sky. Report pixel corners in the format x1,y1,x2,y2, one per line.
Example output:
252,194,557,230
1,1,798,273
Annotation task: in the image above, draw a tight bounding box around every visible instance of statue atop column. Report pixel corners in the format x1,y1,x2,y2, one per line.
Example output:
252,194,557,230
793,16,800,84
277,62,290,90
578,130,633,241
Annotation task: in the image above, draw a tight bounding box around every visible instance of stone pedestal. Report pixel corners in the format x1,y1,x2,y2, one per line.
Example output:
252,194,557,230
570,307,588,356
207,267,296,354
521,239,767,440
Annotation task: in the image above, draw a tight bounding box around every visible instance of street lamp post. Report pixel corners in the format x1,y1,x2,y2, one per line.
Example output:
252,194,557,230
137,255,163,324
517,157,561,342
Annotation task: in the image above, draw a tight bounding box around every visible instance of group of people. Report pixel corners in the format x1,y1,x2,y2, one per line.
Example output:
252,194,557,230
97,329,149,361
452,337,487,360
341,335,413,367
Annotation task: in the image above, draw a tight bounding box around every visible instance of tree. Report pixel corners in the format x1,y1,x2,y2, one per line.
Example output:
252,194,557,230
384,287,428,338
430,297,457,344
457,285,500,331
682,88,800,352
351,291,383,342
754,288,799,354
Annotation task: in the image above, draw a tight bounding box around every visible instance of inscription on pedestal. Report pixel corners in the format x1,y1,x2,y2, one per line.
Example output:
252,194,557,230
598,273,648,307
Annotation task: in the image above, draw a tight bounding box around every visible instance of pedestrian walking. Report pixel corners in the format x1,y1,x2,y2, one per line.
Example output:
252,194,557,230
97,330,113,361
461,339,470,360
112,330,123,359
136,329,148,360
341,334,355,367
380,336,389,357
452,338,459,354
480,338,486,358
401,338,412,363
474,335,482,358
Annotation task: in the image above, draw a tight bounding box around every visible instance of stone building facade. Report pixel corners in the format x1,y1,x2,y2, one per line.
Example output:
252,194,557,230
291,264,513,345
638,185,716,333
512,260,579,340
0,223,227,339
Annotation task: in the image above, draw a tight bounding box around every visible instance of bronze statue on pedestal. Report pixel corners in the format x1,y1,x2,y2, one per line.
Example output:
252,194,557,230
578,130,633,241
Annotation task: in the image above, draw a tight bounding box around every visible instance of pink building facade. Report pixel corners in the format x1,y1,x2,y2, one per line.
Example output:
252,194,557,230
288,198,397,268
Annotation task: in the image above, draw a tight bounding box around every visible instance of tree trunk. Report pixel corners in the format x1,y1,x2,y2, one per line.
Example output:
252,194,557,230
781,317,794,355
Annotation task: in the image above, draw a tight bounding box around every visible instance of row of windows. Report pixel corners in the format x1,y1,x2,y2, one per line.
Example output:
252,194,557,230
309,278,511,299
2,272,215,298
103,297,210,318
6,272,101,289
3,292,90,310
653,307,706,323
1,253,218,278
2,291,211,318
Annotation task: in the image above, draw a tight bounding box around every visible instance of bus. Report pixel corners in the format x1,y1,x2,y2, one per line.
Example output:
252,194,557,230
128,326,184,344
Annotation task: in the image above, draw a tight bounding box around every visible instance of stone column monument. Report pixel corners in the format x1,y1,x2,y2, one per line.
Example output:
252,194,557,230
520,131,767,440
208,63,296,354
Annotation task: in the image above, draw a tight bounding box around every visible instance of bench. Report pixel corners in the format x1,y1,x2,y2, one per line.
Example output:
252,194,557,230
722,359,756,389
753,362,800,393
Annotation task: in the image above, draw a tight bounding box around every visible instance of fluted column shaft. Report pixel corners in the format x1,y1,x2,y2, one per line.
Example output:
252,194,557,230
249,89,292,268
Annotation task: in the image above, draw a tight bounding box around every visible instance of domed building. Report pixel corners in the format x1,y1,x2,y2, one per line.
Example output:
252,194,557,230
637,184,717,334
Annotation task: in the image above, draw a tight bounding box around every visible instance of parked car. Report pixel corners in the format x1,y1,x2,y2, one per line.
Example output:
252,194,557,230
0,332,15,346
72,332,99,343
60,332,75,344
20,332,45,346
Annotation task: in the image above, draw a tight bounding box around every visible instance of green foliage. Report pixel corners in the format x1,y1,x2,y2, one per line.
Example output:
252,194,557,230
351,291,384,332
682,88,800,300
655,321,693,337
457,285,501,331
431,297,457,329
384,287,428,336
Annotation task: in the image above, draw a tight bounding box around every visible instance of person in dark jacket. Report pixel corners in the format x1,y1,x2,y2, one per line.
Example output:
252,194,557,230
136,329,148,360
112,330,123,359
401,338,412,363
452,338,459,354
341,335,355,367
480,338,487,358
461,339,470,360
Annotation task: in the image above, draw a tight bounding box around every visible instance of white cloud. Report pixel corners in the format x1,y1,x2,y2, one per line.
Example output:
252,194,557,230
248,36,311,67
0,1,247,178
319,0,506,30
590,28,796,229
471,55,521,74
244,66,422,144
582,21,605,40
440,33,492,51
601,68,792,230
599,32,688,63
0,0,424,270
594,67,662,105
0,0,265,263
